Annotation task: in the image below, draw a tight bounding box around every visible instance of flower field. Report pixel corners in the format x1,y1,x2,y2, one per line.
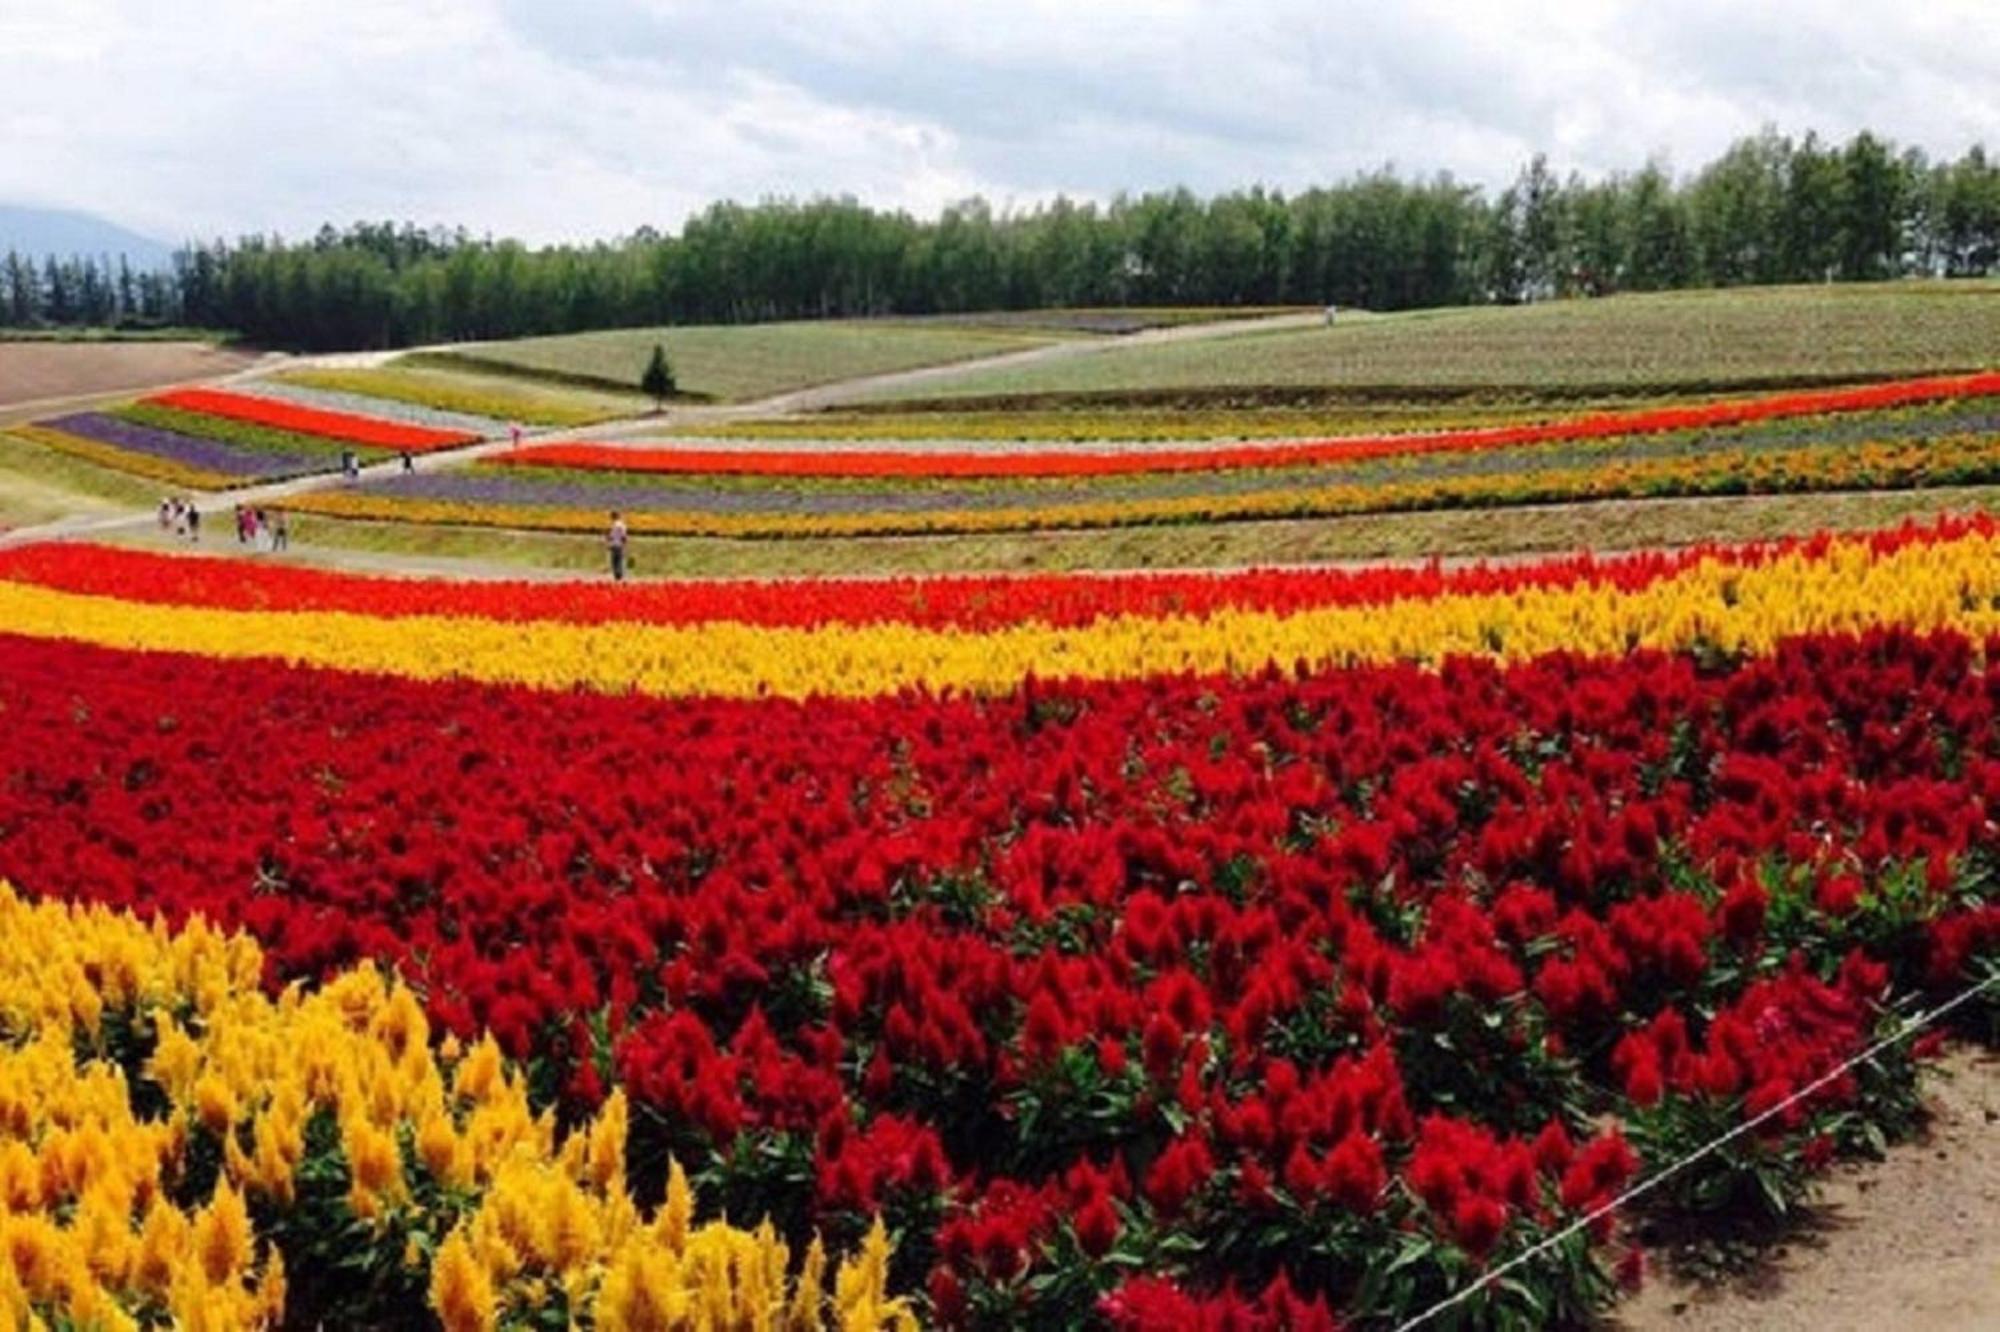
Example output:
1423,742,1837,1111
146,389,480,453
287,375,2000,538
6,384,488,493
501,373,2000,480
0,521,1996,1327
270,366,636,429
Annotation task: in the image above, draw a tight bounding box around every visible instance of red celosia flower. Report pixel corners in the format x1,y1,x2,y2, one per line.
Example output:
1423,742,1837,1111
1074,1193,1120,1259
1719,876,1770,945
1451,1194,1509,1258
1144,1136,1215,1218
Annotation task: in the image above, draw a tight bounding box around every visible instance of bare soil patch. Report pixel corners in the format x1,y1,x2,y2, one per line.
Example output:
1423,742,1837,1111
0,341,256,409
1616,1048,2000,1332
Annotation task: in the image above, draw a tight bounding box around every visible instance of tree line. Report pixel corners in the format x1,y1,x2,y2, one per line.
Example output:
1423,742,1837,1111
1,251,182,329
4,129,1997,350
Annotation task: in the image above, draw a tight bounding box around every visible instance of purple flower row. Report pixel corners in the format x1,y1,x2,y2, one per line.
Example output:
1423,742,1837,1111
42,413,326,482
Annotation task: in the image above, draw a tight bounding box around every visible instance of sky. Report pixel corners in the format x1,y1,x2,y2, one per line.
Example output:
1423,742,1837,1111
2,0,1995,245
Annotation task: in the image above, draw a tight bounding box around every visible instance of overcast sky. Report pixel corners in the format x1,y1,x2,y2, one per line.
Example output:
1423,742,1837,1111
4,0,1994,245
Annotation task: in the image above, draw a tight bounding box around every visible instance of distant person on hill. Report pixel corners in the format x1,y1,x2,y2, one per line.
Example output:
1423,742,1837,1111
341,448,359,481
272,510,289,552
606,511,629,582
509,422,523,448
170,498,187,539
400,449,414,473
186,505,201,543
158,498,171,532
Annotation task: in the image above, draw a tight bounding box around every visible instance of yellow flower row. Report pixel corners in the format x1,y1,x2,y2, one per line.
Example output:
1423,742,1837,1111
0,886,914,1332
276,367,617,428
4,526,2000,701
285,431,2000,539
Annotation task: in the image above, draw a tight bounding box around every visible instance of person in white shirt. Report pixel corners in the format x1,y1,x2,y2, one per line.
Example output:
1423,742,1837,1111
606,511,629,581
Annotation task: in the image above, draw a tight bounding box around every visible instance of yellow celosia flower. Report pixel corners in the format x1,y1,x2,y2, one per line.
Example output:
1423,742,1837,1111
835,1219,920,1332
429,1229,496,1332
0,885,916,1331
2,525,1997,699
191,1179,253,1286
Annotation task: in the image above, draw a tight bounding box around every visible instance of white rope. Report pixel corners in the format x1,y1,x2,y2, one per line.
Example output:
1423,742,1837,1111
1393,969,2000,1331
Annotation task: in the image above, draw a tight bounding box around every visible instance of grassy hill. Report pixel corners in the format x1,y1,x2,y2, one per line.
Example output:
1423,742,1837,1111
400,319,1077,404
859,282,2000,406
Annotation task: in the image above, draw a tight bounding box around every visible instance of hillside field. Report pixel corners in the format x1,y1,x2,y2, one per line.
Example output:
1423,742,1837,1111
401,318,1075,402
859,281,2000,406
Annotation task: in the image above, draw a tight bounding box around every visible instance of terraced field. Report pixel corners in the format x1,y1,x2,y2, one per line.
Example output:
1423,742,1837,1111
289,374,2000,539
857,282,2000,406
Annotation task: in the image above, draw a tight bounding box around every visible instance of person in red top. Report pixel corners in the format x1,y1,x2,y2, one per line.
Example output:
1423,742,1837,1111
606,511,629,581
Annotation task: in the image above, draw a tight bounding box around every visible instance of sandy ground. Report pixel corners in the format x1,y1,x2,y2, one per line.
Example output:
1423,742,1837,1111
1615,1048,2000,1332
0,340,259,412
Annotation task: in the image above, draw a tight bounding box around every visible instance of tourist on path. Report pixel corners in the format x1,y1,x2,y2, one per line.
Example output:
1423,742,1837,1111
606,511,629,582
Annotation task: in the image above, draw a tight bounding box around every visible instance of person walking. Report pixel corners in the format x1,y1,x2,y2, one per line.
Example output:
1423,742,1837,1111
400,449,414,473
606,511,629,582
272,509,290,552
186,505,201,543
158,498,172,532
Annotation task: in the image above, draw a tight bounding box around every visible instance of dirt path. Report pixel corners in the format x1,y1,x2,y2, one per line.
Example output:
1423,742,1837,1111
1615,1049,2000,1332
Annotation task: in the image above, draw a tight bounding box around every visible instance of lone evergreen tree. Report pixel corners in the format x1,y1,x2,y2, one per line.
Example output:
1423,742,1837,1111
640,342,675,410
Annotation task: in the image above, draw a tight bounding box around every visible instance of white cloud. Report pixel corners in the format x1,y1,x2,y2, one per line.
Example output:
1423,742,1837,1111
1,0,1993,244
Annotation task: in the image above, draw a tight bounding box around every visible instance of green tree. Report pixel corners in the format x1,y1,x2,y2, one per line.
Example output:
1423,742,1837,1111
639,342,675,409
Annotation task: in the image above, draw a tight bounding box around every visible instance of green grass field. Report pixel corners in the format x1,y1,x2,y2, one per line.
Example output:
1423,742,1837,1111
861,282,2000,406
0,430,163,527
403,320,1073,403
877,306,1315,336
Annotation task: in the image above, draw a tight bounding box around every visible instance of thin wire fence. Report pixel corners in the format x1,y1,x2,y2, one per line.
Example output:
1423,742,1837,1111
1394,970,1999,1331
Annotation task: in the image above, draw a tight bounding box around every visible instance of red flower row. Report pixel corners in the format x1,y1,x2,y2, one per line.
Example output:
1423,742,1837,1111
3,514,1993,631
146,387,479,451
1,626,1993,1321
502,371,2000,479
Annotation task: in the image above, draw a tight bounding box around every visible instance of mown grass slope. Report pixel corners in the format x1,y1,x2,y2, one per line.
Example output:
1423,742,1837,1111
861,282,2000,405
403,320,1071,403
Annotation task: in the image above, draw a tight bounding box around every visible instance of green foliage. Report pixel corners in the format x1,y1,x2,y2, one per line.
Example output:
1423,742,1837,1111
640,341,675,406
9,128,1993,350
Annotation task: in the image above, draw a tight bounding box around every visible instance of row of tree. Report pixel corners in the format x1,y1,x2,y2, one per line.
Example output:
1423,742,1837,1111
0,251,183,328
5,129,1997,350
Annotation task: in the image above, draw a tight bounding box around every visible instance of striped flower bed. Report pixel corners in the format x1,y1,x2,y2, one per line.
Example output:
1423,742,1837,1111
291,399,2000,539
147,387,480,452
21,412,326,487
246,376,508,438
501,371,2000,481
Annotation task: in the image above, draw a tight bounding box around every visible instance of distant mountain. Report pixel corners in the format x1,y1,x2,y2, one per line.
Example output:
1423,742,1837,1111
0,205,175,269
